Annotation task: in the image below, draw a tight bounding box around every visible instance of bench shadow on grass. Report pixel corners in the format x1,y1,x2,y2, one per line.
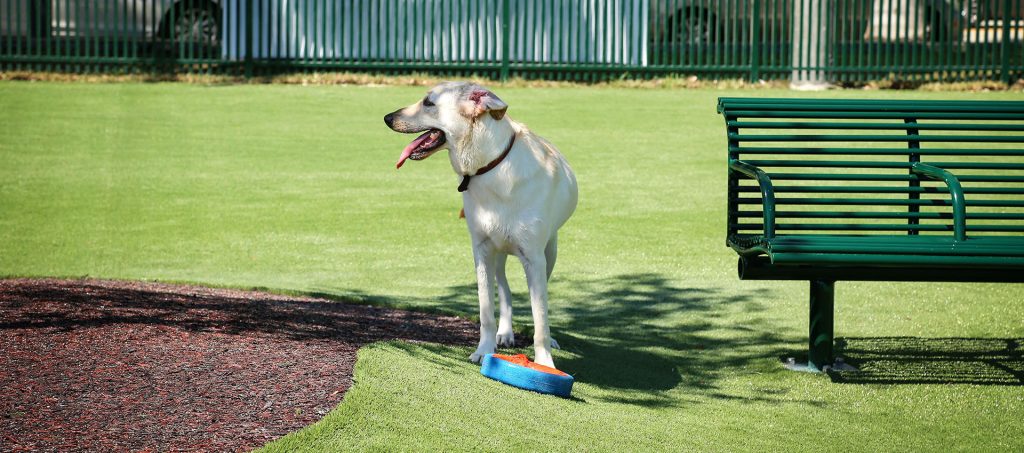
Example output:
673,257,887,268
318,272,827,408
830,337,1024,386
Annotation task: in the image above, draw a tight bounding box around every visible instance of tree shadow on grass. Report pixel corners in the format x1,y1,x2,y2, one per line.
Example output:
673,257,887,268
541,273,817,407
829,337,1024,386
0,279,477,346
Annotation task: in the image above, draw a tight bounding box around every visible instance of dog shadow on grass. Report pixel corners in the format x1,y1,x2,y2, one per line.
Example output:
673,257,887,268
829,336,1024,386
337,272,827,408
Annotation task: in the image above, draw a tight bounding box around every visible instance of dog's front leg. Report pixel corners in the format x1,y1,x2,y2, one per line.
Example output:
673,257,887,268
519,252,554,368
469,244,498,363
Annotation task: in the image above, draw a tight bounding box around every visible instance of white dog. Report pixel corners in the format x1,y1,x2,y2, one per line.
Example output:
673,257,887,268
385,82,578,368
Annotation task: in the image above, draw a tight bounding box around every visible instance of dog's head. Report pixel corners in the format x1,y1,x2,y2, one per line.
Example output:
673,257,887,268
384,81,508,169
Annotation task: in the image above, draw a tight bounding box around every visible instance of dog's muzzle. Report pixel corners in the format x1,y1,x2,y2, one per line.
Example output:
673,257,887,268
385,111,447,169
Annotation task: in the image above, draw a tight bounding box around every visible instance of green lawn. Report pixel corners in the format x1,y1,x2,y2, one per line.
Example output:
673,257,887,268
1,81,1023,451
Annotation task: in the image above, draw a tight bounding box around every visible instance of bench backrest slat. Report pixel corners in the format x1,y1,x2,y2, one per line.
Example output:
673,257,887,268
720,98,1024,240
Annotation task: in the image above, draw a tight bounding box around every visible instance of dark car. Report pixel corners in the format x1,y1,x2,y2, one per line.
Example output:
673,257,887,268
1,0,220,53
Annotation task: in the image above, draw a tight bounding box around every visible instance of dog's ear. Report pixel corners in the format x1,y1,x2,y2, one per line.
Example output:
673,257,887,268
461,89,508,121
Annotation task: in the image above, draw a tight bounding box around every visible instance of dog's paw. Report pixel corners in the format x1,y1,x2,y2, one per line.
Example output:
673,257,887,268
534,353,555,368
469,344,496,364
550,338,560,350
496,330,515,347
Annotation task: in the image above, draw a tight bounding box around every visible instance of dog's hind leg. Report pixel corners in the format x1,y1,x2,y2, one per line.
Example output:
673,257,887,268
544,234,560,350
495,253,516,347
469,245,499,363
544,232,558,281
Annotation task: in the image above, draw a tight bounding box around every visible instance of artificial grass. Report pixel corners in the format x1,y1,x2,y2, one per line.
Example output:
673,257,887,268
1,81,1022,451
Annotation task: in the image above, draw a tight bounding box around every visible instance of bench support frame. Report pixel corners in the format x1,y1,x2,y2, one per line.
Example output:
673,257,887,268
808,279,835,371
781,279,844,373
742,255,1024,372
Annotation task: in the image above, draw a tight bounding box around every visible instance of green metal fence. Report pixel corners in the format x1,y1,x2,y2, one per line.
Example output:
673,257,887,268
2,0,1022,83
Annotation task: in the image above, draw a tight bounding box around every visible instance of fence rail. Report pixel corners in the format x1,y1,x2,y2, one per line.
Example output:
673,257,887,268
1,0,1022,83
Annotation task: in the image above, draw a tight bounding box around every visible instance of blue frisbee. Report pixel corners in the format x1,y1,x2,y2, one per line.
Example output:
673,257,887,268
480,354,574,398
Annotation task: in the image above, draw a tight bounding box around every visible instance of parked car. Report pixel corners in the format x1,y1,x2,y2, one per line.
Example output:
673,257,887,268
649,0,1021,49
1,0,220,49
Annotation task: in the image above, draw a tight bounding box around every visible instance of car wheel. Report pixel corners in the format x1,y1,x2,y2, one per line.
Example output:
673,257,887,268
172,4,219,45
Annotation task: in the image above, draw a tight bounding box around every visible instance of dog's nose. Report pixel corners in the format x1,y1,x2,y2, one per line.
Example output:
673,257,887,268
384,113,395,128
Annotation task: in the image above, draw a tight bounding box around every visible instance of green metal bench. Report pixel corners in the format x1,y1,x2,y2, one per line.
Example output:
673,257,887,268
718,97,1024,372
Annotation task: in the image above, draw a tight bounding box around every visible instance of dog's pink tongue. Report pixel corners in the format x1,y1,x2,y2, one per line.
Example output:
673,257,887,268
396,132,432,169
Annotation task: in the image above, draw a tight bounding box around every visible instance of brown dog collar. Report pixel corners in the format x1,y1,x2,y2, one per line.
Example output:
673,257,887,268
458,132,516,192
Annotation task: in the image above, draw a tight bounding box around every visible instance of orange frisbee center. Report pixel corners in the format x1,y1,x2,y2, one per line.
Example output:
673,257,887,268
492,354,569,376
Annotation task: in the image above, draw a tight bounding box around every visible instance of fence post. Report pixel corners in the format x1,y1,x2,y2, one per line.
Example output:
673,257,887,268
1001,0,1012,85
497,0,509,81
244,0,254,78
750,0,761,83
790,0,830,89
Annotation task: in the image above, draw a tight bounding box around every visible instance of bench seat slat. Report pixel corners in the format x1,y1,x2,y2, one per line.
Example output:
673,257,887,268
729,235,1024,258
733,223,954,231
720,98,1024,107
724,111,1024,121
735,211,1024,220
738,197,1024,207
722,103,1024,112
732,147,1024,156
746,160,913,169
736,186,1024,195
770,253,1024,267
773,238,1024,256
742,160,1024,170
719,98,1024,112
731,134,1024,143
922,163,1024,170
740,234,1024,244
764,173,1024,182
734,224,1024,233
728,121,1024,132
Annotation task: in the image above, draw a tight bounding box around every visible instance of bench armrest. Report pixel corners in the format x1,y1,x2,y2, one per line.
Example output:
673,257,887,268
911,163,967,241
730,159,777,239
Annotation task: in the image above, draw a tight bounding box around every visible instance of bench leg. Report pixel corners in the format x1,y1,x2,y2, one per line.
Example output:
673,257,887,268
808,279,835,371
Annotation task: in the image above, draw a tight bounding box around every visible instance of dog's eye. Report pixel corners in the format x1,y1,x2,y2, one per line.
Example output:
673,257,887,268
422,97,435,107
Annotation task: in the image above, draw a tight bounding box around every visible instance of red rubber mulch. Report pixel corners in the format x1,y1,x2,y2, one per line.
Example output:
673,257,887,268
0,278,477,452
